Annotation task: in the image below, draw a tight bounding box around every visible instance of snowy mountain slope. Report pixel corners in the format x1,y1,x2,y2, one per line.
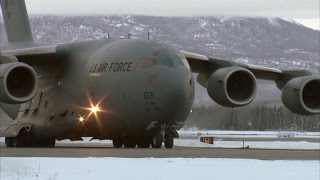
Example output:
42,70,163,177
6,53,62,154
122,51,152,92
1,16,319,72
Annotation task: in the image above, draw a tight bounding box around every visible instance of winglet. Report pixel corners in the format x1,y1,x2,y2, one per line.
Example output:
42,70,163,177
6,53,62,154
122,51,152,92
0,0,33,43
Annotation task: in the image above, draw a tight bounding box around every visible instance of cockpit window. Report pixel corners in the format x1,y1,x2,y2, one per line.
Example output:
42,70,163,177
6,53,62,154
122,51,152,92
181,56,191,70
156,49,174,67
171,51,191,70
156,48,190,70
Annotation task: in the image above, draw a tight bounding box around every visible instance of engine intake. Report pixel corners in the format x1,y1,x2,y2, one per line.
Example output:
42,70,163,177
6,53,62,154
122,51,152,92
207,67,257,107
0,62,38,104
282,76,320,115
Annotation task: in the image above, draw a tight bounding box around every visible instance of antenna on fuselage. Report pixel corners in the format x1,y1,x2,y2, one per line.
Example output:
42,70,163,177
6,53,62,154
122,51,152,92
148,32,150,40
128,34,131,39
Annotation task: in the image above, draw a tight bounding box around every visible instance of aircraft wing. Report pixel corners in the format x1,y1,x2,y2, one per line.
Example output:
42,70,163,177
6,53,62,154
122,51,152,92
181,51,312,87
1,45,59,65
181,50,320,115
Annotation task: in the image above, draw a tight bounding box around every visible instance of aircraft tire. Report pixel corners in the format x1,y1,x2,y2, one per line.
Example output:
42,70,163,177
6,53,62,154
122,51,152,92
45,138,56,148
10,129,33,147
137,137,151,148
151,133,162,148
124,137,136,148
164,133,174,149
12,135,25,147
113,138,123,148
30,138,43,147
5,137,14,147
29,137,55,148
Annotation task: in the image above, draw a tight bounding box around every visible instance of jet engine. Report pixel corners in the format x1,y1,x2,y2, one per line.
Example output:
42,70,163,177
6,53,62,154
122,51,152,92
281,76,320,115
0,62,38,104
207,67,257,107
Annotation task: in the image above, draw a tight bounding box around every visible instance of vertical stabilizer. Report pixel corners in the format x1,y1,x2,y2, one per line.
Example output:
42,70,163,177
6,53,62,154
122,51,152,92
0,0,33,43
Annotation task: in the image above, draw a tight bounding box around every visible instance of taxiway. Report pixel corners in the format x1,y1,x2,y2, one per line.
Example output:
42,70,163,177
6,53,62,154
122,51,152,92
0,143,318,160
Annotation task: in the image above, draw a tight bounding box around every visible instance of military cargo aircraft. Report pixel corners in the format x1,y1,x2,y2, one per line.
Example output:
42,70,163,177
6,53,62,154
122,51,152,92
0,0,319,148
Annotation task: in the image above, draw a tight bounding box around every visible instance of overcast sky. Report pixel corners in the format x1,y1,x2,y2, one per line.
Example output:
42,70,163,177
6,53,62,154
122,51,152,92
2,0,320,29
23,0,319,18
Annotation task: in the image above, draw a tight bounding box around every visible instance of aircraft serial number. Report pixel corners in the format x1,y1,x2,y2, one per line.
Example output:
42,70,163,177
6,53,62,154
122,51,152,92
144,91,160,112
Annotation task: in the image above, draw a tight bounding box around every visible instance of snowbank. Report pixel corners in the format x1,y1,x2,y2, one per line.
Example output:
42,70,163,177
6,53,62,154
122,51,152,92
1,157,318,180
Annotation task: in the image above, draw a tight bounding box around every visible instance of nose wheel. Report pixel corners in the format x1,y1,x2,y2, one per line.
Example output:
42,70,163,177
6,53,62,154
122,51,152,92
151,132,174,149
151,132,163,148
164,133,174,149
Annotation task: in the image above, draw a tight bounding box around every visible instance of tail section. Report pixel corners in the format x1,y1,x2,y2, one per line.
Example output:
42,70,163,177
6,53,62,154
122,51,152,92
0,0,33,43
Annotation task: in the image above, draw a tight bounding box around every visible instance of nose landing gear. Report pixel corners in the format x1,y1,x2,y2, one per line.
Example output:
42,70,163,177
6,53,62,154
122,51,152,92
151,122,175,149
151,132,163,148
150,132,174,149
164,133,174,149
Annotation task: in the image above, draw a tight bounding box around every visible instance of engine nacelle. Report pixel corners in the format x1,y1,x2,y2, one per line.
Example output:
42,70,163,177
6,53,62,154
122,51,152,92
0,62,38,104
282,76,320,115
207,67,257,107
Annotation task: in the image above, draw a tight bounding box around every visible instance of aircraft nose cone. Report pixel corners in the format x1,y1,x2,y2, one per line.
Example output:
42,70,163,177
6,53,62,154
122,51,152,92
156,67,195,123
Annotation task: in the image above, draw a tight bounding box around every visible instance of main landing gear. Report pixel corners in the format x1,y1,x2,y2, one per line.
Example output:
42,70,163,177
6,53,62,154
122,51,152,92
112,132,174,149
112,136,151,148
5,129,56,148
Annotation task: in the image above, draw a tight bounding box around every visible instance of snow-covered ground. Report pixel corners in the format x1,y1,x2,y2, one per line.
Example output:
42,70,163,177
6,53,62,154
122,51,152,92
174,139,320,150
178,130,320,138
175,130,320,150
1,157,318,180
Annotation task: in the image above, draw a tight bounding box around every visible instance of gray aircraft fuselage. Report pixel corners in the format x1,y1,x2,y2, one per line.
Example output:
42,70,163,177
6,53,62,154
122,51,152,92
11,39,194,140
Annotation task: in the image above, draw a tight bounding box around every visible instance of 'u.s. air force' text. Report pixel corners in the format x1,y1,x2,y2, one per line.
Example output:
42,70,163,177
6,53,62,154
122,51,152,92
90,62,134,73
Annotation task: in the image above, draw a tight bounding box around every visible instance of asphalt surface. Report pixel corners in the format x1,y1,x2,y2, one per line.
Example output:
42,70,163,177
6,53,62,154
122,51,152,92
0,143,319,160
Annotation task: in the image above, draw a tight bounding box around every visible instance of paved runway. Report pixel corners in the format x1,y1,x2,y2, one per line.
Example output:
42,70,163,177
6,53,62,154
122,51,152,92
0,143,318,160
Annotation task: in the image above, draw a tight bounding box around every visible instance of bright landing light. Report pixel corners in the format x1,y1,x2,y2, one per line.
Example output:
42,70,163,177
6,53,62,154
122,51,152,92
90,106,100,114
